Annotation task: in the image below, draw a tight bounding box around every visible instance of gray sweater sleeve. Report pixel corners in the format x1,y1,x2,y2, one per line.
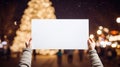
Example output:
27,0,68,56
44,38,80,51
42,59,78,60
89,50,104,67
19,48,32,67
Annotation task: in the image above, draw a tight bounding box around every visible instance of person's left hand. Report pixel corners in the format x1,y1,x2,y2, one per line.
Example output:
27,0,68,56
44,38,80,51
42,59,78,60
25,38,32,48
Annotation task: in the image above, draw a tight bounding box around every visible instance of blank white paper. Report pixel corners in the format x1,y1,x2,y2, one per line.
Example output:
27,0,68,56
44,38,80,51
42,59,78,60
32,19,89,49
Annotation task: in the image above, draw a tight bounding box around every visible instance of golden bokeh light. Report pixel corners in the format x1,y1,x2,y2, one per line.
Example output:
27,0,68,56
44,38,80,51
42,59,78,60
11,0,56,54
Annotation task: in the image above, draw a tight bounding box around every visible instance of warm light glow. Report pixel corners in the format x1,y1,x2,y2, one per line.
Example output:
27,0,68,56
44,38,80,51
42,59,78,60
117,45,120,48
97,30,102,35
103,28,109,33
109,35,120,41
99,26,103,30
0,39,1,42
89,34,94,39
100,41,107,48
110,30,119,35
4,35,7,39
49,50,58,55
14,21,17,25
111,42,117,48
116,17,120,23
38,49,58,55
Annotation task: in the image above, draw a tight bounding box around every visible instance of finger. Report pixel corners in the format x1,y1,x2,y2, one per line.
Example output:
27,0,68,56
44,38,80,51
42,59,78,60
29,38,32,43
91,38,95,43
88,39,92,45
90,38,94,43
25,42,28,47
89,38,92,43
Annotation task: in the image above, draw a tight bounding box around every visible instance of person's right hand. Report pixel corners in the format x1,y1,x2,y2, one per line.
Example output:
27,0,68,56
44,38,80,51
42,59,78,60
88,38,96,50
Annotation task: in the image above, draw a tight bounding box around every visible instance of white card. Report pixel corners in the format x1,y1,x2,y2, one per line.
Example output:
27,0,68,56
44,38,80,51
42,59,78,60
32,19,89,49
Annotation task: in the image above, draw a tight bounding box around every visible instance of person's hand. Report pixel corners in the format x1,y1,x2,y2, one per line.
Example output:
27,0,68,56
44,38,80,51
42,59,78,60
88,38,96,50
25,38,32,48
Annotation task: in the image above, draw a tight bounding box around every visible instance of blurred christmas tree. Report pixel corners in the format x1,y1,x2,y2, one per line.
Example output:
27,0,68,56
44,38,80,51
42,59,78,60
11,0,56,52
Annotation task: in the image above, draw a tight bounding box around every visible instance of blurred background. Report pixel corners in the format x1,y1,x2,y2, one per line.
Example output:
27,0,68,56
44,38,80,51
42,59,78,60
0,0,120,67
